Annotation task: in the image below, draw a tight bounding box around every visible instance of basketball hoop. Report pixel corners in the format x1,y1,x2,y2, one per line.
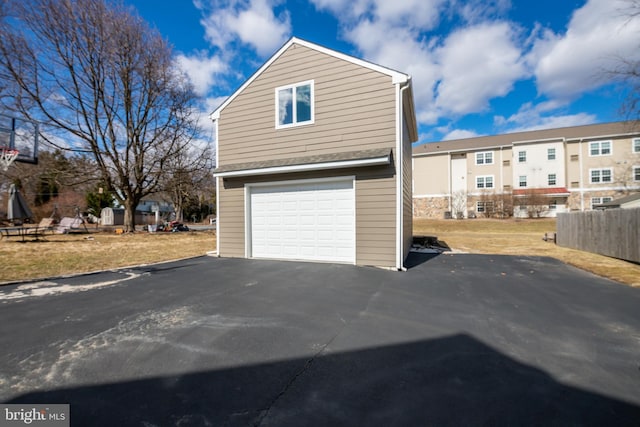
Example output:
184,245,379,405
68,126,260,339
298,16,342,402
0,147,19,171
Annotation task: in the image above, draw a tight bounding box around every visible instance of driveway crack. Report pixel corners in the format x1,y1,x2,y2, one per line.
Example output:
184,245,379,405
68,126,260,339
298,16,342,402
253,328,342,426
253,280,386,426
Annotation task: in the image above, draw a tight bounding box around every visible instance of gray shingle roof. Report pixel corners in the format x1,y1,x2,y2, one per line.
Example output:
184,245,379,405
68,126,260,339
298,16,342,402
413,121,640,156
214,148,392,174
597,192,640,208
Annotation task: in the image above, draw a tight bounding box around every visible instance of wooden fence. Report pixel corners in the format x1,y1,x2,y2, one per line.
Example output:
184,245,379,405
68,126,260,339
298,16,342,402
556,208,640,263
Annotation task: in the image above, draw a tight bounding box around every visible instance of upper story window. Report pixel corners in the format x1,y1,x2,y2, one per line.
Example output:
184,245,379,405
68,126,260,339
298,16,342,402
634,166,640,182
634,138,640,153
476,175,494,189
276,81,314,129
589,140,611,156
548,174,557,186
590,168,612,184
518,151,526,163
547,148,556,160
518,175,527,187
476,152,493,165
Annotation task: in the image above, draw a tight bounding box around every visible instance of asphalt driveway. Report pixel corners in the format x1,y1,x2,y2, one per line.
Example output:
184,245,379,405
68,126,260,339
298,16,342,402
1,253,639,426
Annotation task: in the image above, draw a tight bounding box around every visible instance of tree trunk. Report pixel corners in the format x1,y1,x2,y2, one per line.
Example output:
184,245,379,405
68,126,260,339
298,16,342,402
123,198,136,232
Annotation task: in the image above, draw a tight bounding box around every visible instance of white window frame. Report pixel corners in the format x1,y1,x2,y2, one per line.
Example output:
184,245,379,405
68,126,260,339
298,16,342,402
518,151,526,163
589,140,612,157
476,151,493,165
591,197,613,209
275,80,315,129
590,168,613,184
633,138,640,153
518,175,527,187
548,173,557,186
547,148,556,160
476,201,494,213
476,175,494,189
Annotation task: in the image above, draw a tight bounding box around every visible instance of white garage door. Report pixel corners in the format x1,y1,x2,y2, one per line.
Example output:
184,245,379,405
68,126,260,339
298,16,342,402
249,179,355,263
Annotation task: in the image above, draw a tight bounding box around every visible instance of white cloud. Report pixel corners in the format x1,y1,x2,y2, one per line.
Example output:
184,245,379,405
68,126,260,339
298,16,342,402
309,0,370,16
442,128,480,140
450,0,511,24
435,22,527,115
529,0,640,100
494,102,597,132
175,51,227,96
316,0,529,125
198,0,291,57
345,20,442,124
372,0,444,28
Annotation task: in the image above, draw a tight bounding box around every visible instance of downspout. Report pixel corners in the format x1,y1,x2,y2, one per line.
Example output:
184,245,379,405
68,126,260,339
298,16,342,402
448,152,452,212
579,139,584,211
211,114,220,256
396,79,411,271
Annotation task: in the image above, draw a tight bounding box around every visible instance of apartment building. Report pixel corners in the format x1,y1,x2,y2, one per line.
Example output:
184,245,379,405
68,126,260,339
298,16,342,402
413,121,640,218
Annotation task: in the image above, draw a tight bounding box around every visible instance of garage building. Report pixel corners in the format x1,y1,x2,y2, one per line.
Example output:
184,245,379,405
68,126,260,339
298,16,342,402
212,37,418,270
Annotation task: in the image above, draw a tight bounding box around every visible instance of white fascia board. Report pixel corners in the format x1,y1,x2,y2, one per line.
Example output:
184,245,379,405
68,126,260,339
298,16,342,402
412,144,512,158
209,37,409,121
213,155,390,178
512,137,565,145
565,131,640,142
291,38,409,83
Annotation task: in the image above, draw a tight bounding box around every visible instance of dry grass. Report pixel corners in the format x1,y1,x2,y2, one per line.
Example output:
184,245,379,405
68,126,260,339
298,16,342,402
415,218,640,287
2,219,638,288
0,230,216,283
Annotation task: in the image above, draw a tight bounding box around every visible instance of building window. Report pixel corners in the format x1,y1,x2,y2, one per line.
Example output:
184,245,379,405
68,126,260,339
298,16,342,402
591,197,613,209
589,140,612,156
634,166,640,182
276,81,314,128
548,174,557,186
519,175,527,187
549,200,557,210
476,175,494,189
547,148,556,160
476,151,493,165
634,138,640,153
590,168,613,184
477,201,494,214
518,151,526,163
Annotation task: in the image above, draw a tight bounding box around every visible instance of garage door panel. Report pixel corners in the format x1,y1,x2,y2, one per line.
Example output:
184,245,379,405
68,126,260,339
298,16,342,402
250,179,355,263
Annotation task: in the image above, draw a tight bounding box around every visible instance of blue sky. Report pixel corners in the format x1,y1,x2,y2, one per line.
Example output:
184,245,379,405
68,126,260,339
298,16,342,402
125,0,640,144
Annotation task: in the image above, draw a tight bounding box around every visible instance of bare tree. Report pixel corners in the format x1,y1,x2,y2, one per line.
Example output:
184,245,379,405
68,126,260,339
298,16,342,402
608,0,640,120
518,190,550,218
161,146,214,222
0,0,202,231
451,190,467,219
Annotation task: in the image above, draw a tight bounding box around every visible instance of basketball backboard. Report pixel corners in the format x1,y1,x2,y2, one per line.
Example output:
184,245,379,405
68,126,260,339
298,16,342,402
0,114,39,165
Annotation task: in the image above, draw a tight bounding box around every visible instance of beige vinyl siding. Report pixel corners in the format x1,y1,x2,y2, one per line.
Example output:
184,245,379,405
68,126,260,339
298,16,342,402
218,182,246,257
402,117,413,263
217,164,397,267
566,141,581,188
356,172,396,267
501,147,513,188
468,149,502,192
413,154,449,195
218,44,396,166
